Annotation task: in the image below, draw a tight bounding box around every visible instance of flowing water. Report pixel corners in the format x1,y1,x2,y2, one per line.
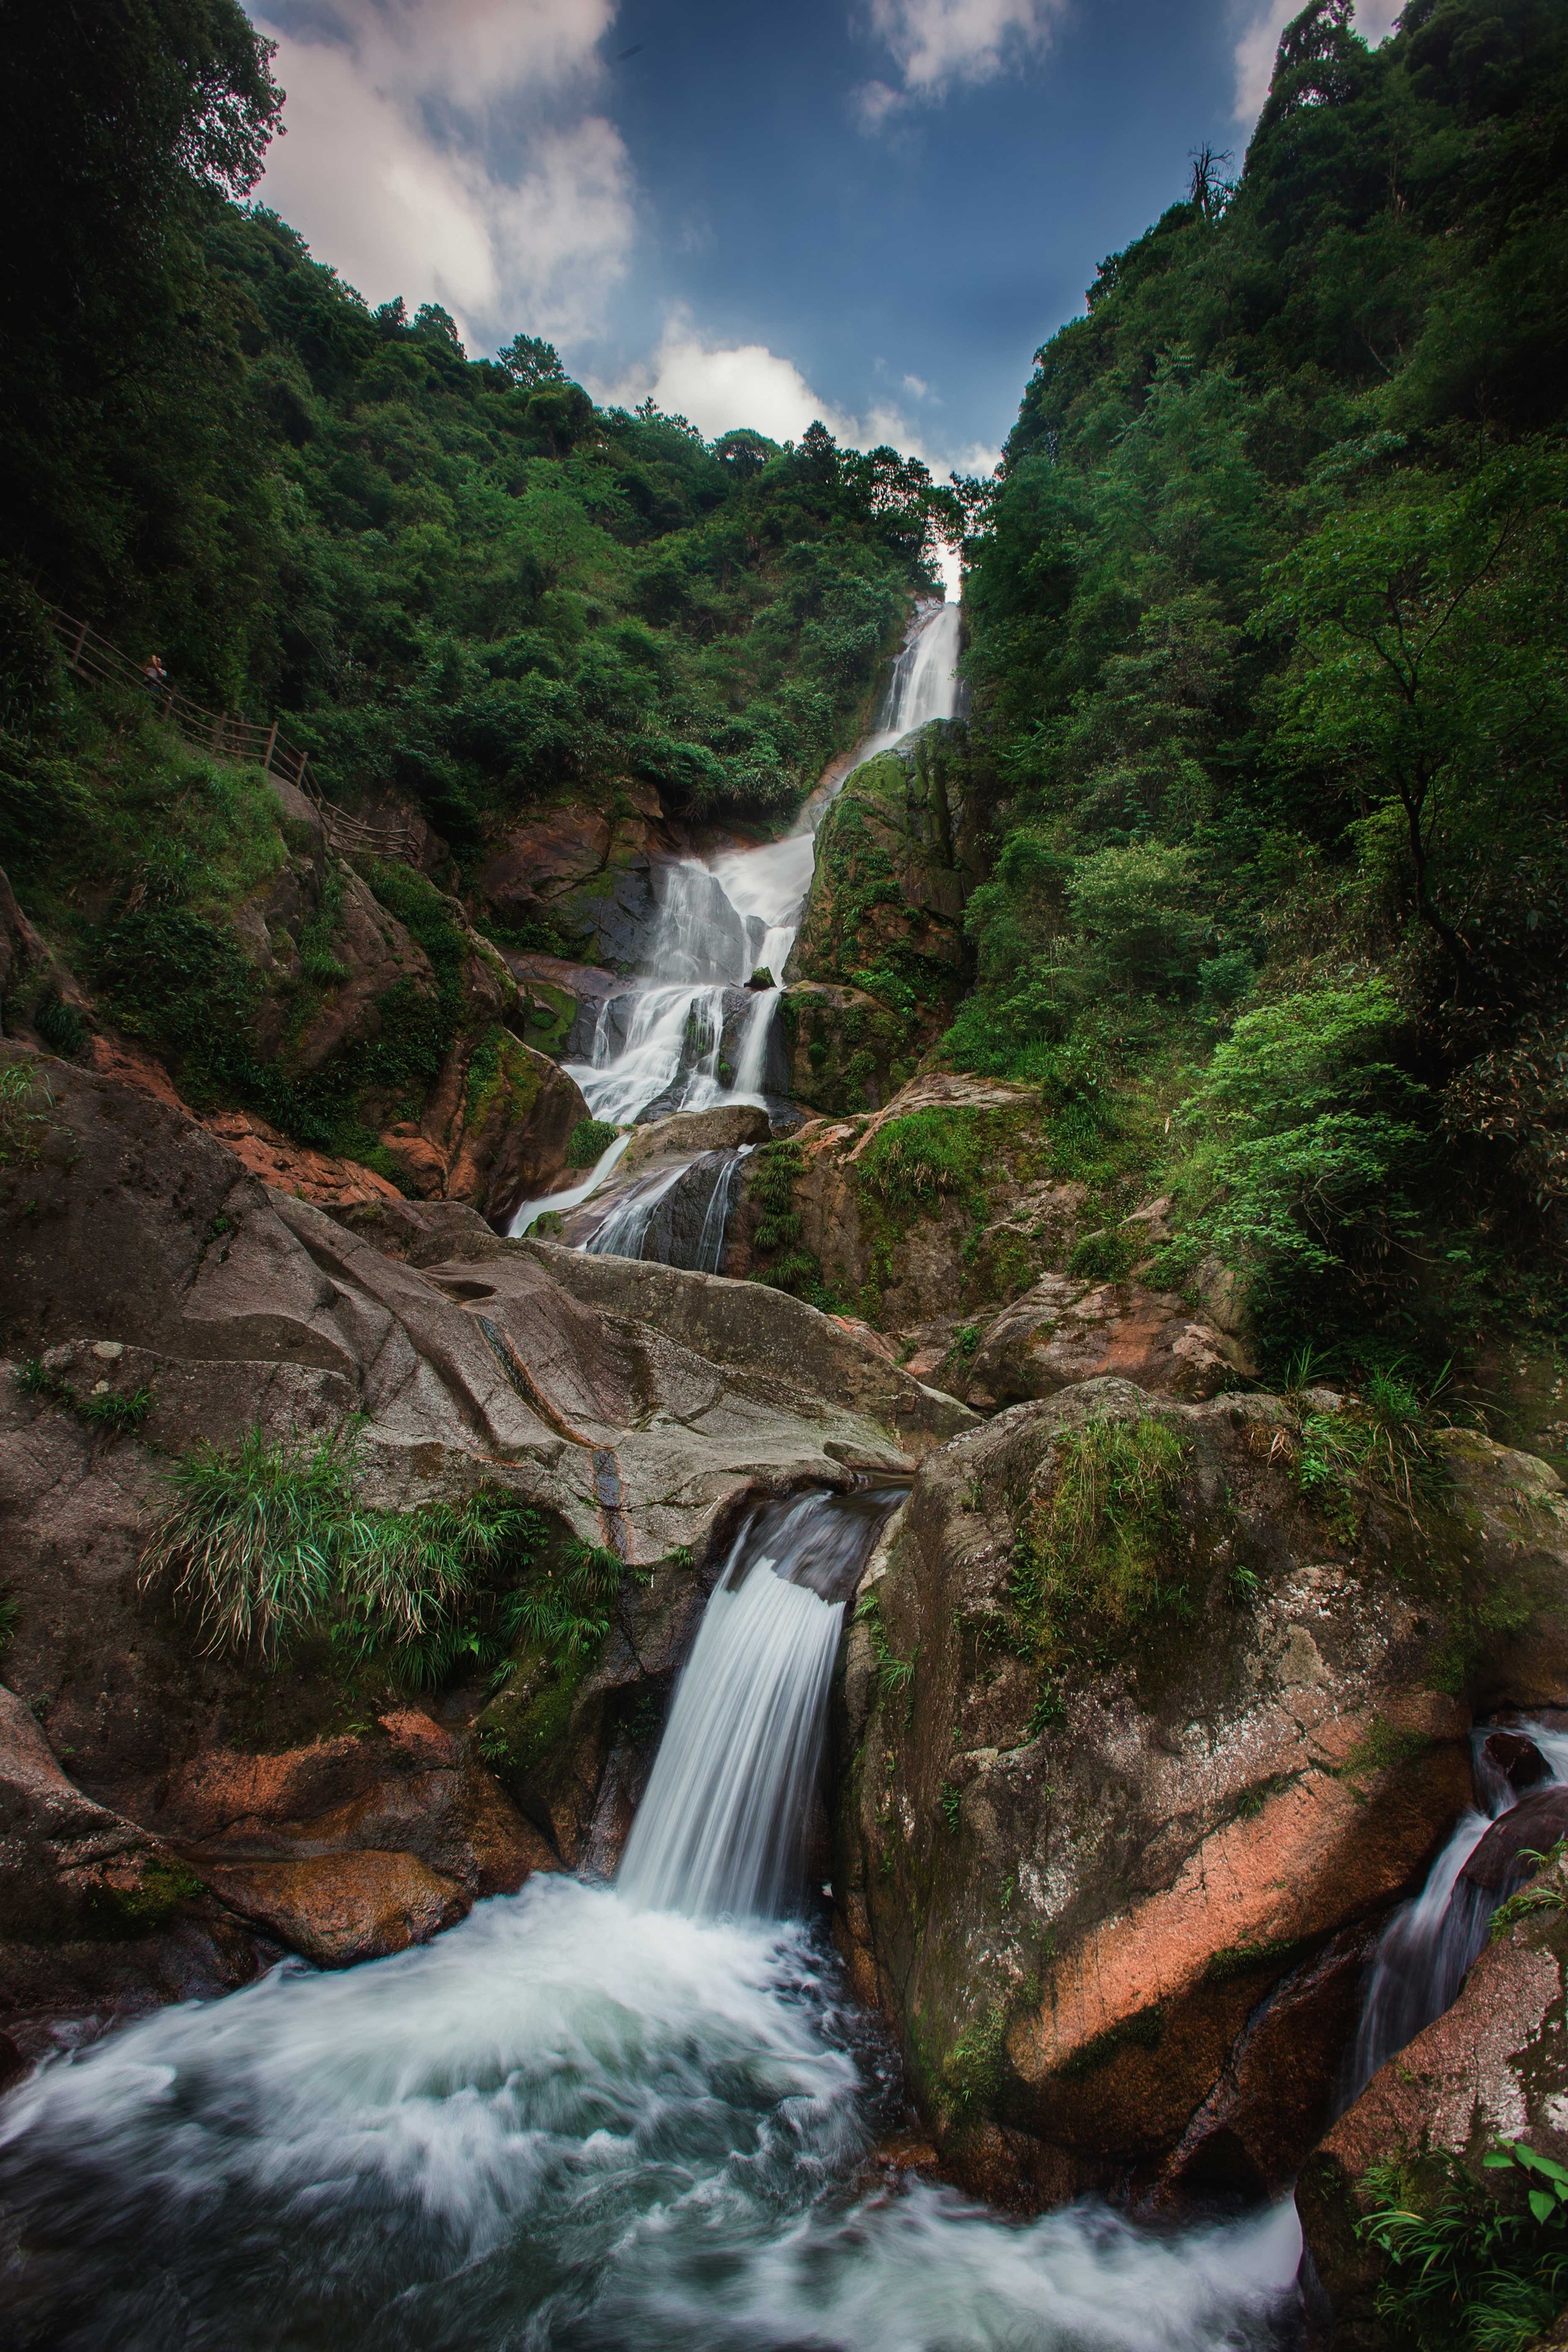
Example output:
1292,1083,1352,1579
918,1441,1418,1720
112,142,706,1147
1339,1719,1568,2106
0,1481,1305,2349
509,600,964,1257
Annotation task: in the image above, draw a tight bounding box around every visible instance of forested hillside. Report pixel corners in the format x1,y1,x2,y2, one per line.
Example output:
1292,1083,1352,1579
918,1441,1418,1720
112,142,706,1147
2,3,952,849
954,0,1568,1383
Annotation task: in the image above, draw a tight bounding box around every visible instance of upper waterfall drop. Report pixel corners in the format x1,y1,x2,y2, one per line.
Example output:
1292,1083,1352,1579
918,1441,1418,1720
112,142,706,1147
508,595,962,1245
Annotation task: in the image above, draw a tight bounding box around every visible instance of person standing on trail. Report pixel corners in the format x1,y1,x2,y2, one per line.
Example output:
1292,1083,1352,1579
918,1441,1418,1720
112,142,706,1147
140,653,167,703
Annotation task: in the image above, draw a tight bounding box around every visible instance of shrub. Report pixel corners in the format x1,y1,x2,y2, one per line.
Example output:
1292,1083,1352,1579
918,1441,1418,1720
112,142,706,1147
33,991,88,1058
567,1116,618,1167
1067,842,1207,991
1359,2142,1568,2352
1177,978,1428,1348
1067,1227,1140,1283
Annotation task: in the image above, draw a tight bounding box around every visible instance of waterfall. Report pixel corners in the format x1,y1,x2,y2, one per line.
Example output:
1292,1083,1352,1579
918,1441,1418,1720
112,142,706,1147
0,1469,1306,2345
510,595,962,1256
620,1485,904,1918
1339,1719,1568,2106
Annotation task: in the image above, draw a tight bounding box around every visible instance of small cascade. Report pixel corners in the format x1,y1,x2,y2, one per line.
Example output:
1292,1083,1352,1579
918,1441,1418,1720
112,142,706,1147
583,1144,755,1272
510,595,962,1258
0,1465,1308,2345
620,1485,906,1918
1340,1720,1568,2106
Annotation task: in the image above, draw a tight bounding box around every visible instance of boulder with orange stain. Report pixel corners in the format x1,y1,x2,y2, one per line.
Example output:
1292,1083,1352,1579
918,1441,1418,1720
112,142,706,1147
832,1374,1568,2209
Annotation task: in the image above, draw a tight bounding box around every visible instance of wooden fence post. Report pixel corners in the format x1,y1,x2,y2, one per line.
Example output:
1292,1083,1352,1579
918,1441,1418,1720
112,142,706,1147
262,721,278,776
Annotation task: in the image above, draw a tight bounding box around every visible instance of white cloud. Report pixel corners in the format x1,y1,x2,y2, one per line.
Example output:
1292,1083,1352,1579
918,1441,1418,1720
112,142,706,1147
595,318,1000,484
255,0,635,346
1232,0,1405,126
902,371,930,398
855,0,1067,125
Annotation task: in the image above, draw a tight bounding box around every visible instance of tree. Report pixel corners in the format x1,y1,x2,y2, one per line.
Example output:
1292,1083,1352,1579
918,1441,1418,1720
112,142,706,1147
497,333,565,389
1266,451,1568,984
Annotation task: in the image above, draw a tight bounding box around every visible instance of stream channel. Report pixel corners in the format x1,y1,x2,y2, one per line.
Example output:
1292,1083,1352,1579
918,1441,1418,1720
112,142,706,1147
2,1484,1302,2350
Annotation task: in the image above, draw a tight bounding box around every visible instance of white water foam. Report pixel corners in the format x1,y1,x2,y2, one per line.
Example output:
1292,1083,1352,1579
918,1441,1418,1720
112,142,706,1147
0,1477,1302,2346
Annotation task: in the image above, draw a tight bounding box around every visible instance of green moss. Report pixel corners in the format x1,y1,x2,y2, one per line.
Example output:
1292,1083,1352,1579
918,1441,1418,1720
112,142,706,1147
1203,1932,1313,1986
941,2002,1009,2118
89,1857,204,1936
567,1116,618,1166
1058,2003,1165,2080
1334,1718,1433,1784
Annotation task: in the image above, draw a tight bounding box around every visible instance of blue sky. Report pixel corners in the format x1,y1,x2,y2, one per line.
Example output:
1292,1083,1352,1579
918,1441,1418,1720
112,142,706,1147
253,0,1399,478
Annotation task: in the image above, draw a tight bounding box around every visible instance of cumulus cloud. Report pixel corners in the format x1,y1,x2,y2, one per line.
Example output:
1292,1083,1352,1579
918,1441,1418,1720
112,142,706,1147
1231,0,1405,125
596,318,1000,485
255,0,635,346
854,0,1068,126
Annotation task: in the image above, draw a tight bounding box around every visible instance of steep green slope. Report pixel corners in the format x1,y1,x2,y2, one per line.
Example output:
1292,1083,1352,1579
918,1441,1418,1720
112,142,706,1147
951,0,1568,1384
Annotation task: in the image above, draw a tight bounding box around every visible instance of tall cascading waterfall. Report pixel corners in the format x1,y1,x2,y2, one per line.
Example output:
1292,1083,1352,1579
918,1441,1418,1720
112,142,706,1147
1339,1719,1568,2109
510,599,964,1263
0,1476,1305,2346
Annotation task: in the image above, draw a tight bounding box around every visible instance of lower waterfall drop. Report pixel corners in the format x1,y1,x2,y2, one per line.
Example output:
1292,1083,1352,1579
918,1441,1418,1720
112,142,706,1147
0,1481,1304,2351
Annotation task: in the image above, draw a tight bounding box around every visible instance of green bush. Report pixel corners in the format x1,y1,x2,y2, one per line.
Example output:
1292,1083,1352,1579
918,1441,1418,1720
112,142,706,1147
33,991,88,1058
566,1116,619,1167
1359,2141,1568,2352
1177,979,1428,1348
1067,843,1207,992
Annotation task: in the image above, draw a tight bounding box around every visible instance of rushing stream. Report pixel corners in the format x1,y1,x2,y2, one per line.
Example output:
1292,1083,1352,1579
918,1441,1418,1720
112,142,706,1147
0,1486,1303,2350
509,599,964,1258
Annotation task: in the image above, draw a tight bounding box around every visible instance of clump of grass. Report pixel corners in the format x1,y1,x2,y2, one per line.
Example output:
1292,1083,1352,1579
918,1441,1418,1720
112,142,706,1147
13,1357,154,1438
1067,1226,1142,1285
855,1589,916,1712
857,1107,986,1211
508,1540,622,1658
140,1427,350,1657
80,1385,154,1434
0,1061,54,1165
1010,1413,1190,1665
566,1117,619,1168
138,1424,570,1686
1294,1360,1450,1539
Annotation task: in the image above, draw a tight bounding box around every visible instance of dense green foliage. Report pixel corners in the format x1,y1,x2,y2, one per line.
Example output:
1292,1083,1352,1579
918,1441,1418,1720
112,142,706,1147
1359,2140,1568,2352
0,1,953,847
956,0,1568,1374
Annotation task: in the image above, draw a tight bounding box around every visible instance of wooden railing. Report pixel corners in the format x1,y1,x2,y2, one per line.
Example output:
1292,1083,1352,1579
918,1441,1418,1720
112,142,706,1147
44,601,421,867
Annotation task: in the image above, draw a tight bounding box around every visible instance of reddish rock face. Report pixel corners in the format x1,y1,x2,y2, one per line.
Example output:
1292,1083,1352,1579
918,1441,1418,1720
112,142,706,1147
831,1375,1568,2209
203,1108,404,1208
964,1274,1244,1409
194,1851,470,1968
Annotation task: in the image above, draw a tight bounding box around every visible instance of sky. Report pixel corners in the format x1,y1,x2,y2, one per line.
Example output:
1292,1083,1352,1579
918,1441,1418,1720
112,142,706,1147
252,0,1403,482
